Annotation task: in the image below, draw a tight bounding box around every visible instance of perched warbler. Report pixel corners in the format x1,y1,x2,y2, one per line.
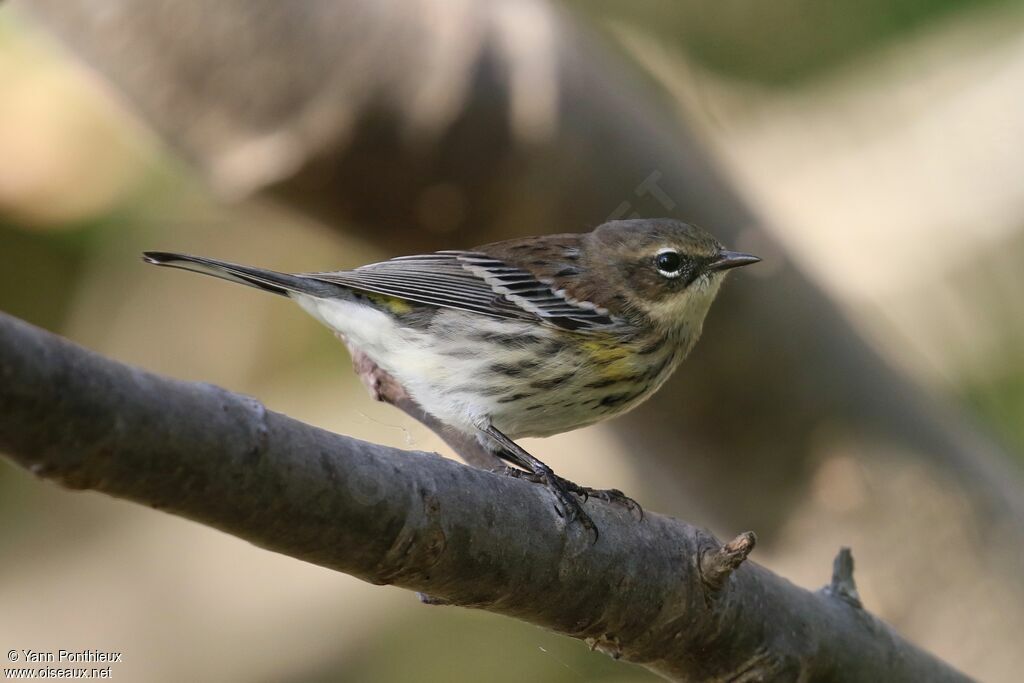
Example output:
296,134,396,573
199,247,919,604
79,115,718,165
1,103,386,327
144,218,758,537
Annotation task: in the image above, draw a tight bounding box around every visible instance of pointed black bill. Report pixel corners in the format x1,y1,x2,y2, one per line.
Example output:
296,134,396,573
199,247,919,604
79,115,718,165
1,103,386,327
706,250,761,273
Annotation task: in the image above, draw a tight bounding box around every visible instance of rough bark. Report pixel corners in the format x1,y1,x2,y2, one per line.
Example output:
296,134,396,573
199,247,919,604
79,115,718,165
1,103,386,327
0,311,970,682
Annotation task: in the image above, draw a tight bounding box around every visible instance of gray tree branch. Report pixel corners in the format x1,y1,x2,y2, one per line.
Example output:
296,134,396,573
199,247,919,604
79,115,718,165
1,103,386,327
0,311,969,682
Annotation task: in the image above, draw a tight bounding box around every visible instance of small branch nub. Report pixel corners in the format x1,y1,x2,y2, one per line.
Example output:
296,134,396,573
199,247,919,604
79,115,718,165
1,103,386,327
700,531,757,595
824,546,863,609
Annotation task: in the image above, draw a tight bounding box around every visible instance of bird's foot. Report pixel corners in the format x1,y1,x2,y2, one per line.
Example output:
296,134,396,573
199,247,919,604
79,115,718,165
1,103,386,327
555,479,644,521
492,466,598,541
491,466,642,532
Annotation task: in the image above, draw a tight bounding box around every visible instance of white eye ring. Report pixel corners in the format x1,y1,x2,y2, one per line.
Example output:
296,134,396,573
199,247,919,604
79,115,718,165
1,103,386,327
655,248,684,278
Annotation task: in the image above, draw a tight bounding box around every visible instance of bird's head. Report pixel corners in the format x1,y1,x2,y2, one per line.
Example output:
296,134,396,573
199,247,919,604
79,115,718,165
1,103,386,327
581,218,759,333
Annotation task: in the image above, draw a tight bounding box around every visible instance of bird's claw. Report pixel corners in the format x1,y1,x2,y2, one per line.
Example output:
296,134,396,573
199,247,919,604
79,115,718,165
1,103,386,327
546,475,643,521
491,467,642,537
578,486,644,521
491,466,598,540
543,472,599,543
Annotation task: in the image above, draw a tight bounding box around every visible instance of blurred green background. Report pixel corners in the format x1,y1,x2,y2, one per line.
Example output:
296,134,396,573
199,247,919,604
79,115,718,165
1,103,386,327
2,1,1023,681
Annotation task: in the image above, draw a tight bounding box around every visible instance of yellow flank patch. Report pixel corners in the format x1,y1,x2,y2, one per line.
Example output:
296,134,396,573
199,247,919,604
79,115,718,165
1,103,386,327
580,338,634,376
367,292,414,315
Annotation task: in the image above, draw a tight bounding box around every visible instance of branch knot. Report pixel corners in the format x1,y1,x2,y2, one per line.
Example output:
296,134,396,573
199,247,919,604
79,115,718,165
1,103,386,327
699,531,756,596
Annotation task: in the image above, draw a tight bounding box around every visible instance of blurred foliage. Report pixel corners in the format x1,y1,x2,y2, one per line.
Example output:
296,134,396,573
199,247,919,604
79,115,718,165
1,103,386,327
568,0,1011,84
0,220,87,331
0,171,193,332
964,371,1024,462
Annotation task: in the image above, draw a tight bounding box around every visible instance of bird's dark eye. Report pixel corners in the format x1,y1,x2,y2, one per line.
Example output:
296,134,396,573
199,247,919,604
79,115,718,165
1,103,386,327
655,250,682,276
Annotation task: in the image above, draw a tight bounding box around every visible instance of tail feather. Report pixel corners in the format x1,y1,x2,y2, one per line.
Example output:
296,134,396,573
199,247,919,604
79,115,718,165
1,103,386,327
142,252,340,298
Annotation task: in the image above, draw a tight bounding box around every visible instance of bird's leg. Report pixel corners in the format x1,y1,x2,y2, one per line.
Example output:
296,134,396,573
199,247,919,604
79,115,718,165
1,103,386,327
482,425,599,541
482,427,641,518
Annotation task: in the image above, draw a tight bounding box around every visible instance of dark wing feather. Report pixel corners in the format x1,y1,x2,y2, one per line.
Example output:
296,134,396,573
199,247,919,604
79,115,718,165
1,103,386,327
303,251,621,332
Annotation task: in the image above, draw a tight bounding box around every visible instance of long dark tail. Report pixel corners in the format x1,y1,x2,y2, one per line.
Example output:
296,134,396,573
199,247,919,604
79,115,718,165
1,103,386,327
142,252,341,298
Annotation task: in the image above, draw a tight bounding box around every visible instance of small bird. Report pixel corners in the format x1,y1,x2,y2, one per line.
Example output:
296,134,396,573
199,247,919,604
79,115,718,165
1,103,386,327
144,218,758,537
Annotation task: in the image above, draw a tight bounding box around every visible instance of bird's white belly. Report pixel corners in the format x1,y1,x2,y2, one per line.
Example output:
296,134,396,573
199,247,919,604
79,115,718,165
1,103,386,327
294,295,506,432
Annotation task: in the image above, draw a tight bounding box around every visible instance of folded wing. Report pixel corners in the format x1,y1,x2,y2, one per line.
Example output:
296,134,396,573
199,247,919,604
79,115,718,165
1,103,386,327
305,251,620,332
